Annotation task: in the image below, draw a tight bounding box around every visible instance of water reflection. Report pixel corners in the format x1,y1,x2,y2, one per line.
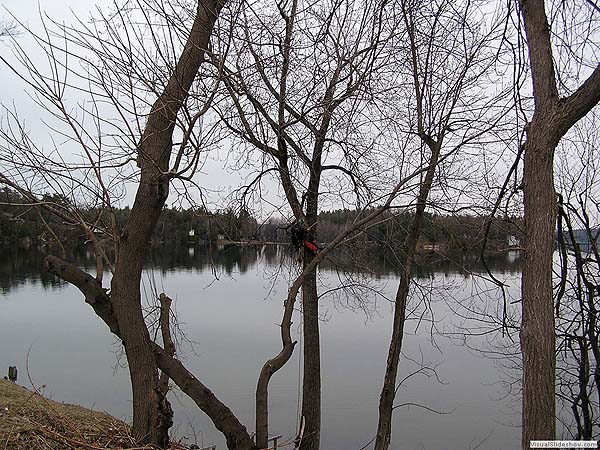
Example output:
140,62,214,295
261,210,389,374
0,249,67,294
0,244,521,292
0,245,523,450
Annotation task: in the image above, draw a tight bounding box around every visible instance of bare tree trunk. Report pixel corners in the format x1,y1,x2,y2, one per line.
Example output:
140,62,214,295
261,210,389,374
518,1,560,442
373,259,410,450
105,1,226,445
158,293,175,441
45,255,258,450
298,161,322,450
110,176,173,444
255,279,297,449
159,293,176,393
299,254,320,450
521,135,557,446
518,0,600,446
111,274,164,444
374,141,440,450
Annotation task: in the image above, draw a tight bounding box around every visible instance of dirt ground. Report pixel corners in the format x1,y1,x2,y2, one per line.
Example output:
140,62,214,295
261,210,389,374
0,379,153,449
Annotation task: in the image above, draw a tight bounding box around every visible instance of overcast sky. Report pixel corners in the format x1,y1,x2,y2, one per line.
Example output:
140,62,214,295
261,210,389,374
0,0,283,218
1,1,597,225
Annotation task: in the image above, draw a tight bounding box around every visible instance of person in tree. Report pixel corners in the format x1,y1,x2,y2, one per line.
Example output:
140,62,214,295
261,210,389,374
290,222,319,257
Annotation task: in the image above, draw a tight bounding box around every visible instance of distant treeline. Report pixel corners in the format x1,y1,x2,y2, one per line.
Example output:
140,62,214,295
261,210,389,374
0,188,522,253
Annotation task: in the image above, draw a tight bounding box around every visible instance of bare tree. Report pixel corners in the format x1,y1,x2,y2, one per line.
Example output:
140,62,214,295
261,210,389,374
371,0,513,448
517,0,600,446
0,1,263,448
212,1,393,448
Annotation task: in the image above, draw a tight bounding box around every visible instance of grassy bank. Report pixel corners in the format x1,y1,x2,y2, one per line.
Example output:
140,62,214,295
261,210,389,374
0,380,152,449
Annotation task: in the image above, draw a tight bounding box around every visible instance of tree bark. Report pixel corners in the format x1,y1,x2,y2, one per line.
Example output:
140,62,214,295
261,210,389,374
521,132,557,447
158,293,176,393
93,1,225,445
157,293,176,441
518,0,600,447
299,158,322,450
299,253,320,450
45,255,258,450
255,279,297,449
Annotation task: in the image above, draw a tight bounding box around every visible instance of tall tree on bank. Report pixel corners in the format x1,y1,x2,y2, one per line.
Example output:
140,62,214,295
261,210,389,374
518,0,600,447
108,2,226,443
0,2,262,448
373,0,512,448
214,1,391,448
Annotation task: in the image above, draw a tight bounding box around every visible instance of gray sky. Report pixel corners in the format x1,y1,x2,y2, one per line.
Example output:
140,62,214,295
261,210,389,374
1,1,597,225
0,0,527,222
0,0,280,217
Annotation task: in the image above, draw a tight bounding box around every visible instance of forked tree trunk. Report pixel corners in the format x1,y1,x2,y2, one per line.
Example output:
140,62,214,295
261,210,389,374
518,0,600,447
108,1,225,445
111,161,176,445
254,255,322,450
45,255,257,450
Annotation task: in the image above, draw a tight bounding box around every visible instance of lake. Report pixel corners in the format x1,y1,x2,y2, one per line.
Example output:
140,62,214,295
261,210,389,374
0,246,523,449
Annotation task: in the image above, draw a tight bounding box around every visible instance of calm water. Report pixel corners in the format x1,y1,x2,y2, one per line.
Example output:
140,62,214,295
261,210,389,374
0,246,522,449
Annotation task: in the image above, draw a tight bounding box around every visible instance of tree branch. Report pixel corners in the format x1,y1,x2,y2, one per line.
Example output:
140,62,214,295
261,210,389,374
44,256,120,336
44,255,258,450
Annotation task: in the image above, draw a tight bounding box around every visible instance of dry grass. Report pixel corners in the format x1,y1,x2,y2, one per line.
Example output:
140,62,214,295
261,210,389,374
0,379,158,449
